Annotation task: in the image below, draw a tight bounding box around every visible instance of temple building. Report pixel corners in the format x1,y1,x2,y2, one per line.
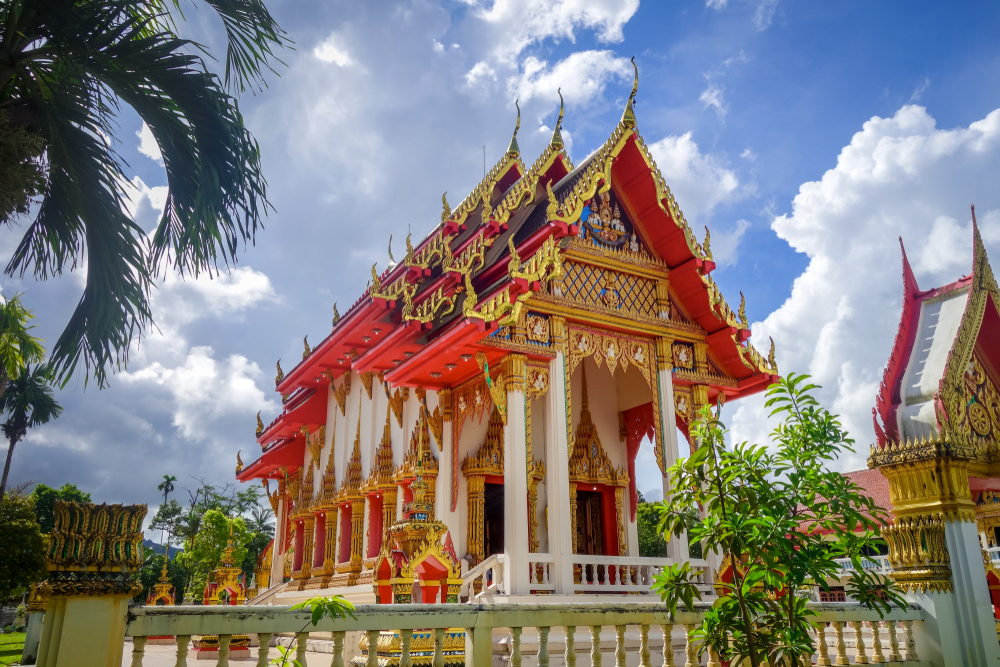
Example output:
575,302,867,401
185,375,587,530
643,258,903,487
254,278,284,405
237,65,778,605
869,216,1000,662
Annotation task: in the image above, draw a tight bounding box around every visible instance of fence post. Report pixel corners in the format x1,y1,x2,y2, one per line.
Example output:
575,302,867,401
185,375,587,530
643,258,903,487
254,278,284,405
468,614,494,667
35,501,146,667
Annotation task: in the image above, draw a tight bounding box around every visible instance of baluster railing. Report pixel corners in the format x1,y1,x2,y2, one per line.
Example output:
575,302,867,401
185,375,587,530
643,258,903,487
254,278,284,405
834,622,849,666
850,621,868,665
814,622,831,666
662,624,675,667
130,636,146,667
511,627,522,667
591,625,602,667
539,627,550,667
886,621,902,663
870,622,884,663
565,626,576,667
218,634,231,667
400,629,412,667
434,628,445,667
683,624,697,667
255,634,270,667
639,625,651,667
334,630,346,667
903,621,918,661
615,625,627,667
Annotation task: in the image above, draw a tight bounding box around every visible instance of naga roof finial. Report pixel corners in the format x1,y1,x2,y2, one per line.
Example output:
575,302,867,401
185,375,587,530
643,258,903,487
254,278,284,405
621,56,638,129
550,88,565,150
388,234,396,264
507,99,521,156
441,192,451,223
332,302,340,326
303,336,311,360
275,360,284,385
703,225,713,261
256,411,264,436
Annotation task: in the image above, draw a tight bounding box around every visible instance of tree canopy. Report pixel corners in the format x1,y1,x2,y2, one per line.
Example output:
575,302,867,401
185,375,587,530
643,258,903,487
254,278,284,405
0,490,46,602
28,482,90,534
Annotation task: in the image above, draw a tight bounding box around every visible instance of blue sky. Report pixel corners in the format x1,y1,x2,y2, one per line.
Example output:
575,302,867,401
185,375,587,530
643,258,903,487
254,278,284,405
6,0,1000,510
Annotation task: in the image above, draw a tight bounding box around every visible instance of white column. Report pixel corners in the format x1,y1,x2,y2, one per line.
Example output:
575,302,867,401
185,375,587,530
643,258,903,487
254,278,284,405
269,494,286,587
941,519,1000,664
504,368,531,595
545,352,575,594
657,357,688,562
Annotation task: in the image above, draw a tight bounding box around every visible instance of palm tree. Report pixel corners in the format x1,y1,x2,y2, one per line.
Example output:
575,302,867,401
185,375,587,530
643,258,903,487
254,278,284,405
0,294,45,401
157,473,177,552
0,365,62,510
0,0,288,387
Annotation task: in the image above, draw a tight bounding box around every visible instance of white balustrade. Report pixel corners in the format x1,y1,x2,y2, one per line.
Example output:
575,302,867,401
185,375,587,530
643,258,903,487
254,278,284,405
571,555,674,594
833,556,892,575
987,546,1000,563
459,554,506,600
124,601,932,667
528,553,557,592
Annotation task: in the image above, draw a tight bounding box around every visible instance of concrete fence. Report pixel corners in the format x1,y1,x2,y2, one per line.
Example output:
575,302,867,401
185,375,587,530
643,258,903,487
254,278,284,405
122,602,934,667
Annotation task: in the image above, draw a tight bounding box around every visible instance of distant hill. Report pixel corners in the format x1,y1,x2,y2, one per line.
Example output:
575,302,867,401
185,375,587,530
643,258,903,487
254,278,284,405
143,538,183,558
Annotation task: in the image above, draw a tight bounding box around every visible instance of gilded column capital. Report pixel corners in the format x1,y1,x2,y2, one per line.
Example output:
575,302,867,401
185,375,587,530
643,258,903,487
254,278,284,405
438,387,453,422
693,342,709,375
884,512,954,593
655,280,671,321
879,457,976,522
501,353,527,393
550,316,567,354
691,384,709,417
655,337,673,372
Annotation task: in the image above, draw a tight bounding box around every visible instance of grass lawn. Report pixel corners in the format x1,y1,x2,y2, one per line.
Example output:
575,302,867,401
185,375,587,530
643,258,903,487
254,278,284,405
0,632,25,666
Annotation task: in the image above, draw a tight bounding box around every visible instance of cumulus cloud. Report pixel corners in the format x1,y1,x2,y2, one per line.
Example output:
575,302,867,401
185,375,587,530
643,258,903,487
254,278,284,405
700,82,727,117
122,347,279,442
314,32,355,66
470,0,639,62
136,122,163,164
729,105,1000,470
123,175,168,231
647,132,740,223
508,50,632,105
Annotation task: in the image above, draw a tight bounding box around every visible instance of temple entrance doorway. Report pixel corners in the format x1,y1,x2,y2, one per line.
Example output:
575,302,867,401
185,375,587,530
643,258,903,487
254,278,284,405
484,483,504,557
575,490,605,555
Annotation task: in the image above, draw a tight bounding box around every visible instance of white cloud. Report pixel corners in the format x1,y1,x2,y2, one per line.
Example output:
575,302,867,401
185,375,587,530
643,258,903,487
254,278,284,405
136,122,163,164
709,219,751,267
729,105,1000,469
910,76,930,102
465,61,498,88
123,175,168,231
753,0,780,30
740,147,757,161
122,346,279,442
151,266,278,329
700,82,727,117
433,40,445,53
508,50,632,105
706,0,728,8
471,0,639,62
647,132,740,223
314,32,355,66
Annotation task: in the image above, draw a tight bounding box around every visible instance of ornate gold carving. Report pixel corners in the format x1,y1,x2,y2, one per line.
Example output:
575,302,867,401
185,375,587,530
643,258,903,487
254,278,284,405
439,388,453,422
528,458,546,554
275,360,284,385
673,343,694,370
475,352,507,424
387,387,404,427
526,314,550,343
303,336,311,360
360,371,375,399
569,368,628,489
550,315,567,353
264,480,279,513
46,501,146,571
256,411,264,437
333,373,351,416
332,302,340,325
655,338,673,372
427,406,444,452
527,366,550,398
404,283,460,324
236,450,244,474
878,455,975,521
462,407,505,564
553,261,657,321
303,426,325,469
884,513,953,593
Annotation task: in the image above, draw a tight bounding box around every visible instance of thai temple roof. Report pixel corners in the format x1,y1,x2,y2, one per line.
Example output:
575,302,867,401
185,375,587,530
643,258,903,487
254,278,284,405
874,210,1000,447
240,62,780,481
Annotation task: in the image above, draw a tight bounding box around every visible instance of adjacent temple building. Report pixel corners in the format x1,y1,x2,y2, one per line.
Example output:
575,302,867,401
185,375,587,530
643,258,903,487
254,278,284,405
237,65,778,605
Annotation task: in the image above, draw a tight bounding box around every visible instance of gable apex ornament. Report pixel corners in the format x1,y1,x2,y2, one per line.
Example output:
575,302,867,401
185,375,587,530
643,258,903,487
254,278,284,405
621,56,638,129
550,88,565,150
507,99,521,156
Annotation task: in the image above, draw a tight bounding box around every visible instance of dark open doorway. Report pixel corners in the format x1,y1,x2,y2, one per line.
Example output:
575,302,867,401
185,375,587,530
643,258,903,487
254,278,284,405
575,490,605,555
484,483,504,557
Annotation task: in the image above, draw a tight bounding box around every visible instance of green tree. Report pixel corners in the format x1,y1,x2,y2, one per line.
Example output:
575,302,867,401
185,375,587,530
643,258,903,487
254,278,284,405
0,365,63,507
637,494,669,558
185,510,250,603
157,474,177,548
29,483,90,534
0,490,46,602
0,294,45,399
0,112,47,222
653,375,903,667
0,0,288,386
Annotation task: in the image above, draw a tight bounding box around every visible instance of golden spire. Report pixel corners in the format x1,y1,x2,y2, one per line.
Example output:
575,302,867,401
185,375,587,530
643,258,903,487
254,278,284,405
332,302,340,326
275,360,284,385
302,336,311,360
255,411,264,436
507,99,521,156
621,56,638,129
550,88,565,150
441,192,451,223
159,557,169,583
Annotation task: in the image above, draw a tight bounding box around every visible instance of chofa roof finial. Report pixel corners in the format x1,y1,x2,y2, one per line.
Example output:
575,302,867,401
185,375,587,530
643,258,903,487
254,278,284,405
507,99,521,156
441,191,451,223
621,56,638,129
550,88,565,150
